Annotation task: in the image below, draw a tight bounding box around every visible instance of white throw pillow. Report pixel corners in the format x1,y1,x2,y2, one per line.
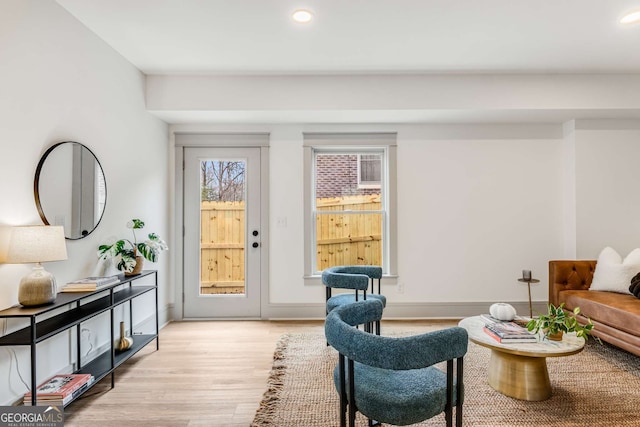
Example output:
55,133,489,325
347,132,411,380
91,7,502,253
590,247,640,294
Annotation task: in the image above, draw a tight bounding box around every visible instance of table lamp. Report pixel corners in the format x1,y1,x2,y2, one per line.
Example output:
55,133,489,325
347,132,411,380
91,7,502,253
5,225,67,307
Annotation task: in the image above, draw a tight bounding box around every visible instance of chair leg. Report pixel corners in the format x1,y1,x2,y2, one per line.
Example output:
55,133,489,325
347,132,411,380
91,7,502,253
348,359,356,427
445,359,453,427
339,355,347,427
326,317,330,346
456,357,464,427
369,278,382,336
326,287,331,346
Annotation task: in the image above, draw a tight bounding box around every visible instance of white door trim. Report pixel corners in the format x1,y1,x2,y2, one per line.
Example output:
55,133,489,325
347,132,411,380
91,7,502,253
172,135,269,320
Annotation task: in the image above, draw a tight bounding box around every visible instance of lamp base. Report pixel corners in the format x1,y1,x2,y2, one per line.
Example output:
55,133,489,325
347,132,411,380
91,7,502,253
18,264,57,307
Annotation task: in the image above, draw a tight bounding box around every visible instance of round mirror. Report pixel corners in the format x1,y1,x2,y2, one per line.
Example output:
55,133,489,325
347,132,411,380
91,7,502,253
34,142,107,240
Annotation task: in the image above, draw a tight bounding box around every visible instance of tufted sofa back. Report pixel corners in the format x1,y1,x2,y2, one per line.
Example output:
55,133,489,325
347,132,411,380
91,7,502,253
548,260,597,306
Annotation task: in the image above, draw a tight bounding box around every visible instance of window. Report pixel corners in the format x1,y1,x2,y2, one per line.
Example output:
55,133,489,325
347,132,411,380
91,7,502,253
303,133,397,279
358,154,382,188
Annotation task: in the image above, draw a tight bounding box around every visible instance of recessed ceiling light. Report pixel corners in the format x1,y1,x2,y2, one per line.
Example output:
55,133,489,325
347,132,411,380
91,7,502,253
292,9,313,24
620,9,640,24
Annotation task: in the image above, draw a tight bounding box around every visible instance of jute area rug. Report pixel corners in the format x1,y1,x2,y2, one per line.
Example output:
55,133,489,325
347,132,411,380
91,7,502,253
251,332,640,427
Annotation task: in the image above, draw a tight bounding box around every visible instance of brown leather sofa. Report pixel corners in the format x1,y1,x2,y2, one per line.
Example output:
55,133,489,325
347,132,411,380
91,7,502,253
549,260,640,357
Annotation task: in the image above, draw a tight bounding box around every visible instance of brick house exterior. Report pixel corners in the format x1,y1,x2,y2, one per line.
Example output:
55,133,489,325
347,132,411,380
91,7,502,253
315,154,380,198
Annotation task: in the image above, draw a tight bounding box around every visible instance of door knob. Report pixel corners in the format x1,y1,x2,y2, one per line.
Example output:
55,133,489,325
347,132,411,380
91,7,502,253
252,242,259,248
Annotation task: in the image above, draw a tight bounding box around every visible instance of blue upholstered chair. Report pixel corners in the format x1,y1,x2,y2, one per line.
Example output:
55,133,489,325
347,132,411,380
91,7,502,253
322,265,385,335
325,300,468,427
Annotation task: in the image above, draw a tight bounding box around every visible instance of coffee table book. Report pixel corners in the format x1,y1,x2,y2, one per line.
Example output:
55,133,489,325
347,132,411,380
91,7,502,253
483,326,538,343
483,321,538,343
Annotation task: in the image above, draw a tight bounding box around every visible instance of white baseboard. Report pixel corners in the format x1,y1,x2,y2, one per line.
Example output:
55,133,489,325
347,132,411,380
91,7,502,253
158,305,171,329
167,301,547,320
262,301,549,320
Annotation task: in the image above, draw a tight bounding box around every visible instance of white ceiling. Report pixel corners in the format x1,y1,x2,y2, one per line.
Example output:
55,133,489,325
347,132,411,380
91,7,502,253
56,0,640,74
55,0,640,123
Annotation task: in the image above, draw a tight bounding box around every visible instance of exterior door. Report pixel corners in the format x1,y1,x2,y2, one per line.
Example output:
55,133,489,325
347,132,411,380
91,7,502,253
183,147,261,318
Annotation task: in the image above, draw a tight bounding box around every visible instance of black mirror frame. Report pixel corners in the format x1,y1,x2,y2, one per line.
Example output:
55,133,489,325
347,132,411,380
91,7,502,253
34,141,107,240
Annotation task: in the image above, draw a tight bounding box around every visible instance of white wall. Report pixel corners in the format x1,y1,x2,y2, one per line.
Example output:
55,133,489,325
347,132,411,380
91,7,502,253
396,127,565,305
0,1,168,405
575,120,640,259
147,74,640,112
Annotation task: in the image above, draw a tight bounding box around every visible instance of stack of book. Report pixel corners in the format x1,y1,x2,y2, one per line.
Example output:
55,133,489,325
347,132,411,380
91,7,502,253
24,373,95,406
482,314,538,343
60,275,120,292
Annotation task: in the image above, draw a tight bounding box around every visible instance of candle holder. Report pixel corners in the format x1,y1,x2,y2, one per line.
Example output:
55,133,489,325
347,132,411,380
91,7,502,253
518,275,540,318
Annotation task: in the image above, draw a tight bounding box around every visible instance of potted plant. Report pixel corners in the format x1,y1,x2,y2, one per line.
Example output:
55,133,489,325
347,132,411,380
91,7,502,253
98,219,168,275
526,303,595,341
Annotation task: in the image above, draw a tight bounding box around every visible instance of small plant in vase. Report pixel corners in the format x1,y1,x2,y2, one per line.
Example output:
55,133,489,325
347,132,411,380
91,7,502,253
98,219,168,275
526,303,596,341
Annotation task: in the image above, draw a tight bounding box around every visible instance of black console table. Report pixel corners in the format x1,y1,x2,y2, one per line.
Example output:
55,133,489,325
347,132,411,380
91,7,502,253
0,270,158,406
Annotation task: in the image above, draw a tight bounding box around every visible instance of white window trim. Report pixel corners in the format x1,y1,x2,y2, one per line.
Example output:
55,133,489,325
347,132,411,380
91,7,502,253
303,133,398,284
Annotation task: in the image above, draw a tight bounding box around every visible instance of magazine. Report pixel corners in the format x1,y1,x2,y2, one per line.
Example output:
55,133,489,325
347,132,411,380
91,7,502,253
24,374,93,399
24,377,94,406
61,275,120,292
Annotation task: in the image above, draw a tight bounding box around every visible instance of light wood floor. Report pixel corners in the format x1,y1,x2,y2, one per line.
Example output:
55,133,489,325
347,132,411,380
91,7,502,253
64,319,457,427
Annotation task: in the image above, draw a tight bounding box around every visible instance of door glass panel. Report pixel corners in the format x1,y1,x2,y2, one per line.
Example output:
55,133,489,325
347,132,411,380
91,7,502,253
200,160,246,295
184,147,261,318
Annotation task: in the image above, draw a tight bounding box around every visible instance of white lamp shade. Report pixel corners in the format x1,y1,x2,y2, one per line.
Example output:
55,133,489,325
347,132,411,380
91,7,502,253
5,225,67,264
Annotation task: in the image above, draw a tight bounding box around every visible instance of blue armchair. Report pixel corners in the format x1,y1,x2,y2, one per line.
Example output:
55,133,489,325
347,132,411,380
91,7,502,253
325,300,468,427
322,265,385,335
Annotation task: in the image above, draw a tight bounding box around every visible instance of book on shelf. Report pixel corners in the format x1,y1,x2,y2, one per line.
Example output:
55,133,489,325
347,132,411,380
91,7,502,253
61,275,121,292
483,321,538,343
24,374,93,401
66,275,120,286
23,377,94,406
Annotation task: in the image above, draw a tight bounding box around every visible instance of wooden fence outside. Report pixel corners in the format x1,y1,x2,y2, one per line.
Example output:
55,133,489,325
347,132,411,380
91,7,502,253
199,194,382,294
200,201,245,294
316,194,382,270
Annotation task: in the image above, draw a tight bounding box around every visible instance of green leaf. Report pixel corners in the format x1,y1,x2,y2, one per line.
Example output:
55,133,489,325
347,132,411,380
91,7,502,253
137,243,156,262
131,219,145,229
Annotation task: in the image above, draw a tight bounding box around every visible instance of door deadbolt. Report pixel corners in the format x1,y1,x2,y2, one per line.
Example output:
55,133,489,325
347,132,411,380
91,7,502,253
252,230,259,236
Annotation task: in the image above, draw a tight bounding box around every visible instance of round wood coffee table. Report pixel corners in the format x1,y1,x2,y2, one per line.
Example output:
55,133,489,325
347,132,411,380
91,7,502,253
459,316,585,401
